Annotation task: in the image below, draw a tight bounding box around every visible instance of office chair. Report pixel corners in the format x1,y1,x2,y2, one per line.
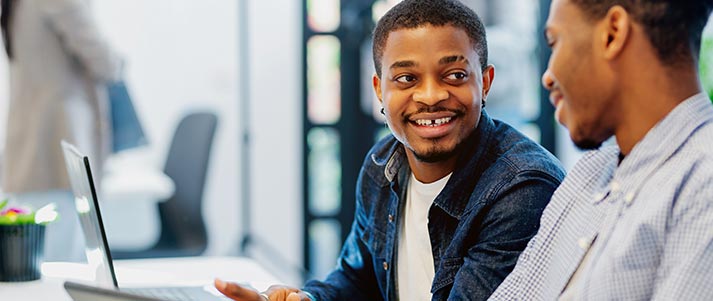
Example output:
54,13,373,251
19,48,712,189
112,112,218,259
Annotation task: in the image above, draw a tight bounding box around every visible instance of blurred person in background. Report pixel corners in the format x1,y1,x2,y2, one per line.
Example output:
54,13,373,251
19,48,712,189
1,0,122,261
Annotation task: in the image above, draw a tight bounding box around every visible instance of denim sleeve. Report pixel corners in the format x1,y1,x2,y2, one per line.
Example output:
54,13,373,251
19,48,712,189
447,171,561,300
302,204,383,301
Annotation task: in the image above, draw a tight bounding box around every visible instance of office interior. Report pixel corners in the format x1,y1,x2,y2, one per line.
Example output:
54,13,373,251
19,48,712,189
0,0,712,287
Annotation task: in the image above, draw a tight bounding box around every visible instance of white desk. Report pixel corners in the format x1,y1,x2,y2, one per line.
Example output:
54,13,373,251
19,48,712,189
101,167,175,203
0,256,279,301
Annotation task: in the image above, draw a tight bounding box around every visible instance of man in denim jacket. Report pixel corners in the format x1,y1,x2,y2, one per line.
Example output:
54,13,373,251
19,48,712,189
216,1,564,300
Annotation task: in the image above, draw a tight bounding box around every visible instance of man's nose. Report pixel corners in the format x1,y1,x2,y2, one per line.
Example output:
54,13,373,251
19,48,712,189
413,78,449,105
542,69,555,91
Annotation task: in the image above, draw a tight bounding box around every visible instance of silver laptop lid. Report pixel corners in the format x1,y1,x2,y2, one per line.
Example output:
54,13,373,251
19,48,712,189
61,141,119,289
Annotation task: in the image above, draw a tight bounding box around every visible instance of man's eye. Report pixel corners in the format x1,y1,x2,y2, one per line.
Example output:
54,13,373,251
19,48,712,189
445,72,468,81
395,75,416,83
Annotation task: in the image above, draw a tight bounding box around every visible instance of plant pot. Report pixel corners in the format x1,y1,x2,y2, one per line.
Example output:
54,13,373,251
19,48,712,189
0,224,45,281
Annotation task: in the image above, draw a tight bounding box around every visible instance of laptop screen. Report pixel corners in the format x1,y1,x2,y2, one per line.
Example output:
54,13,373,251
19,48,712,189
61,141,119,289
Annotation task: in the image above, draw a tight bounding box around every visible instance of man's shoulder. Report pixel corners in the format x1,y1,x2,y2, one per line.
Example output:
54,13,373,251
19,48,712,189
488,120,565,181
663,121,713,197
662,97,713,177
656,120,713,186
684,119,713,158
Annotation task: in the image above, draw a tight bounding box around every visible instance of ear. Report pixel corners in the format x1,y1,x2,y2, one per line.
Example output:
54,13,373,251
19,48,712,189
373,73,383,104
600,5,631,60
481,64,495,100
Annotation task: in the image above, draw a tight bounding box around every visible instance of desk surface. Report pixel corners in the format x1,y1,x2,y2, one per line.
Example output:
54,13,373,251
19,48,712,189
1,256,280,301
101,167,175,203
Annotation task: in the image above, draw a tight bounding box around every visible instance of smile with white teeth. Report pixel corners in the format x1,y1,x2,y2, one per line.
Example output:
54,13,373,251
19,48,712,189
414,117,452,127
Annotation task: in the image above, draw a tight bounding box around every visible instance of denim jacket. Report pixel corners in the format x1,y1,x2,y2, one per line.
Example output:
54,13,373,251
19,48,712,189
303,112,565,301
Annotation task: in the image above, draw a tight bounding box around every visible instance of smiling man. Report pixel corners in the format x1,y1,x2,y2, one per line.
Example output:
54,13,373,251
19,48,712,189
215,1,564,300
490,0,713,300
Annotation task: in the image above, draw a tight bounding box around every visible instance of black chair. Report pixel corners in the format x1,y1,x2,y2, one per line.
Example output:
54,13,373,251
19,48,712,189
112,112,218,259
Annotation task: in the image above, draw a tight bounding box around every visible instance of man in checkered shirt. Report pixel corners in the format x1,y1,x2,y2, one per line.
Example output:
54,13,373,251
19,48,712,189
490,0,713,300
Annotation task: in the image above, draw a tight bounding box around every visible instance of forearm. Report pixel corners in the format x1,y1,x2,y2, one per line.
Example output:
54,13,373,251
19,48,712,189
301,219,384,301
301,243,382,301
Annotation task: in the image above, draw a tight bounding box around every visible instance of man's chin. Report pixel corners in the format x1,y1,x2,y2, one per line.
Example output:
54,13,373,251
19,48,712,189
413,151,453,163
411,145,458,163
573,138,603,151
407,133,471,163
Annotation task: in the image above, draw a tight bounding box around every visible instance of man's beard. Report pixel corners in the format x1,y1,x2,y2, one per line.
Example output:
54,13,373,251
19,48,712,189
411,139,465,163
574,138,603,151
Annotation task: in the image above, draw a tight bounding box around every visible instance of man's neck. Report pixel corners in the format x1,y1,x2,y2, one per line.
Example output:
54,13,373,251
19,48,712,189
614,66,702,155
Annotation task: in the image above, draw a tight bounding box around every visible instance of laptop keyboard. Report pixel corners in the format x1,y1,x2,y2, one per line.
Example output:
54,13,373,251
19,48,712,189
123,287,199,301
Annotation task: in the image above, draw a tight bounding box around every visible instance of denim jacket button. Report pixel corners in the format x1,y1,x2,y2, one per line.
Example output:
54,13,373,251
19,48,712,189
383,261,389,270
388,214,394,223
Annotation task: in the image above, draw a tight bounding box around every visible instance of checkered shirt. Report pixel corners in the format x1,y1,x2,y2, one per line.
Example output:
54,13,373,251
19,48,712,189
489,93,713,301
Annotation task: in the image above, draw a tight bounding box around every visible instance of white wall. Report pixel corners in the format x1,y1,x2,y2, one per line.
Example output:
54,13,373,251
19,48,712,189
245,0,304,281
92,0,242,256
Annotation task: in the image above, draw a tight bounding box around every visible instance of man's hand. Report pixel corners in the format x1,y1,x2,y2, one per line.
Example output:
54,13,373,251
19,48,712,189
214,279,313,301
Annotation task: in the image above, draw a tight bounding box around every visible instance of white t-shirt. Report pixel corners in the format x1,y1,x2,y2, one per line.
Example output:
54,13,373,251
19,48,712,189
397,172,452,301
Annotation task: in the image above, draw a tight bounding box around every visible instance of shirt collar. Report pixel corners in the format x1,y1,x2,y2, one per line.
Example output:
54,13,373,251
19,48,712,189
612,93,713,203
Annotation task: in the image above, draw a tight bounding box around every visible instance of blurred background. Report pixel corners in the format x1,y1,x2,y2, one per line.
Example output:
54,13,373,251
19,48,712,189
0,0,711,286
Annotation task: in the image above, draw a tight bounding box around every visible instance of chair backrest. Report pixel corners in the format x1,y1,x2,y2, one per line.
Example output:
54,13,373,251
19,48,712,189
155,112,218,255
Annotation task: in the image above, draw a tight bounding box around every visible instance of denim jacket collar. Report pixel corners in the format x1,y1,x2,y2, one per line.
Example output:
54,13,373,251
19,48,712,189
369,111,497,219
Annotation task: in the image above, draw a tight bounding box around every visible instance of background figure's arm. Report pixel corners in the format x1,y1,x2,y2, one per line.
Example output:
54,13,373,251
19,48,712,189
448,172,560,300
41,0,123,82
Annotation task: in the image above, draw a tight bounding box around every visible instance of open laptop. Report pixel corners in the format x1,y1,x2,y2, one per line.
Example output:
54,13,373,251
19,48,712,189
60,141,228,301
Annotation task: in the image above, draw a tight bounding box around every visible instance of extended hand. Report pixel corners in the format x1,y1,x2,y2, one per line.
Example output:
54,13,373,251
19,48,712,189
215,279,313,301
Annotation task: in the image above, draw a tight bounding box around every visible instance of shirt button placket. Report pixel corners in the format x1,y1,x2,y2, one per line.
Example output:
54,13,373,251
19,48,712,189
624,192,635,206
610,181,620,192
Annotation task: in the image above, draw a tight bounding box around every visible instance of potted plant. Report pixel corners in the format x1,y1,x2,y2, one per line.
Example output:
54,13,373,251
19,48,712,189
0,199,58,281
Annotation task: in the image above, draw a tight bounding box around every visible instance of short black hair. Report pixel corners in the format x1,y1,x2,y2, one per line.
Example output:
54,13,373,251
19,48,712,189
570,0,713,67
372,0,488,78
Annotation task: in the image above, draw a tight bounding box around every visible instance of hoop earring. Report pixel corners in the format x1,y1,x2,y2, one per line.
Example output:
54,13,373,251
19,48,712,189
481,99,486,108
380,107,385,115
